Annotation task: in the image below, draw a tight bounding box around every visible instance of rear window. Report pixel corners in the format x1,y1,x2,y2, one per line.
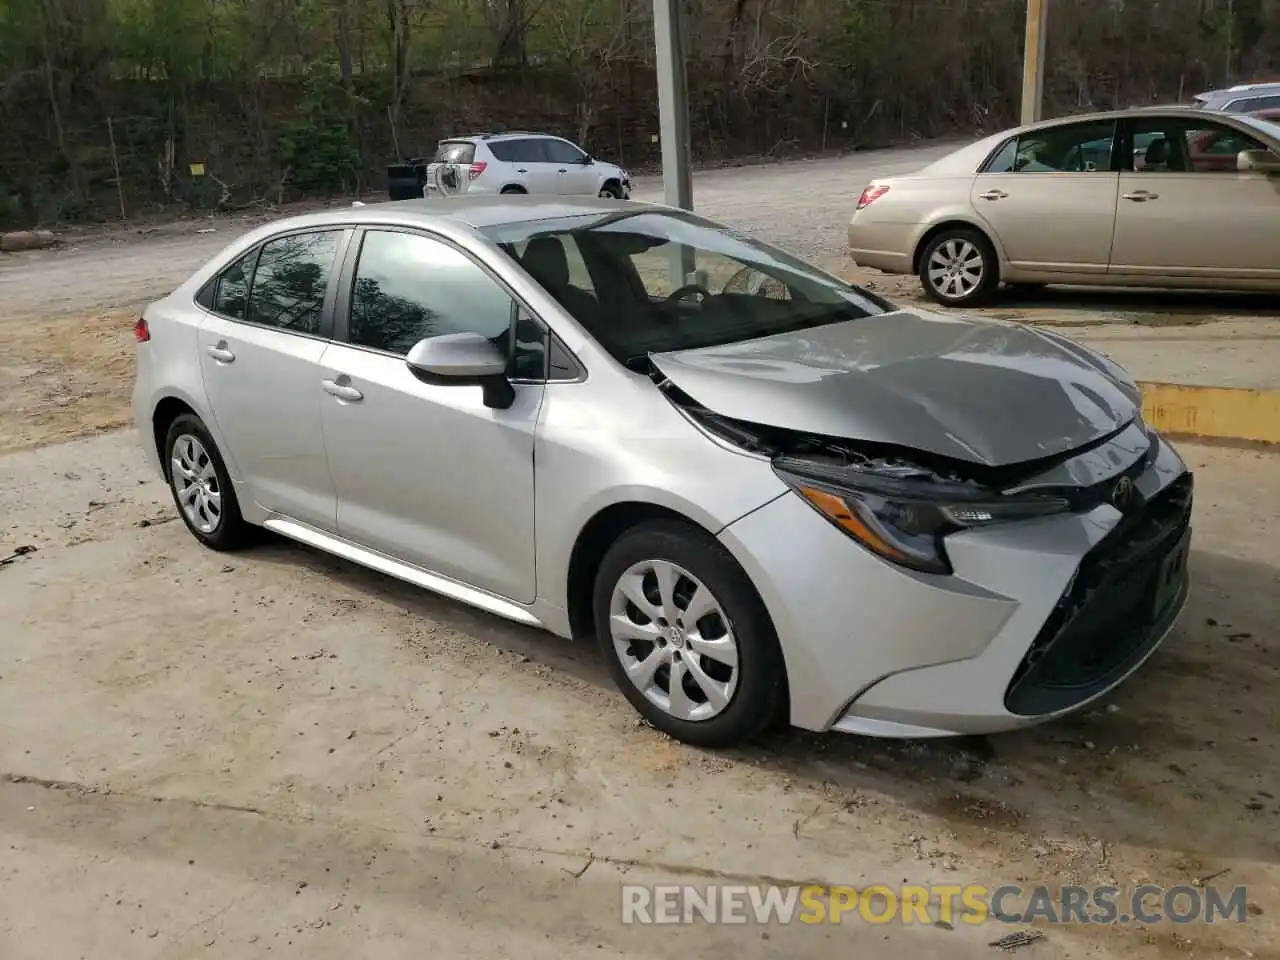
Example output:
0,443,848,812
433,140,476,164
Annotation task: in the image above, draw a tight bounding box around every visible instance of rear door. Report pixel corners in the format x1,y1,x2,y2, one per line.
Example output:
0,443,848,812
508,138,558,193
1109,115,1280,280
968,119,1121,274
196,228,349,530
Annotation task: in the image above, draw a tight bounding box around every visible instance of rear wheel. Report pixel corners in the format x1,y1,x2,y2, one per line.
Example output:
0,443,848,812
163,413,251,551
592,520,786,747
500,185,527,195
918,228,999,307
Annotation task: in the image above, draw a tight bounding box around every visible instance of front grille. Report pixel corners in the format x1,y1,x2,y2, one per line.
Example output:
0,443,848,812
1004,471,1193,717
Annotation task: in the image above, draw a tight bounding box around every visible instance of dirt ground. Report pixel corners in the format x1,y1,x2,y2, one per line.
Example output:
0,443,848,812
1,145,1279,958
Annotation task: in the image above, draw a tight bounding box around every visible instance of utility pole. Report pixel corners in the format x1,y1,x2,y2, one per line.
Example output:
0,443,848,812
653,0,693,211
1020,0,1048,125
652,0,697,286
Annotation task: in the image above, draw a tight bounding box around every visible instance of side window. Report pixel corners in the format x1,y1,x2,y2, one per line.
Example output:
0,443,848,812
982,138,1019,173
1226,95,1280,112
349,230,514,358
487,140,516,162
244,231,342,334
1134,118,1265,172
512,139,549,163
1000,121,1117,173
510,309,547,380
212,249,258,319
544,139,587,164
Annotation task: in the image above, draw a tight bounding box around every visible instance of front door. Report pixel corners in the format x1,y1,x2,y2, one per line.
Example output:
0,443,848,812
543,137,595,195
319,228,543,603
196,229,348,531
1109,115,1280,280
970,119,1121,274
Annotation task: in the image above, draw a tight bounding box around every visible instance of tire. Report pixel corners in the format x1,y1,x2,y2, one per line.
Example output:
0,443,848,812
500,185,527,195
598,181,623,199
163,413,252,551
592,520,786,747
917,227,999,307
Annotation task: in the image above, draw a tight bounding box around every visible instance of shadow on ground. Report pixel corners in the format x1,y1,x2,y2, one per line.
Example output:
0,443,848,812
250,532,1280,870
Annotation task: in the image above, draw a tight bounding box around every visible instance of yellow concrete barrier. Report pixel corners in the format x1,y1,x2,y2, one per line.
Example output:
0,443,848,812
1139,381,1280,447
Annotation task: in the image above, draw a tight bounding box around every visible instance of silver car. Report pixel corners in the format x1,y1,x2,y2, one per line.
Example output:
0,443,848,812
132,197,1193,747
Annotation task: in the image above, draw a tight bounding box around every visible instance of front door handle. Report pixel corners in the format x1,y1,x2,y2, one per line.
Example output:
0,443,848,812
1121,190,1159,201
557,168,568,174
321,378,363,402
977,189,1008,200
206,344,235,363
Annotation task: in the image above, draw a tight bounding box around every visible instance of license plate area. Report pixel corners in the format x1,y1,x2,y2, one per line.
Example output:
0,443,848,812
1151,528,1190,619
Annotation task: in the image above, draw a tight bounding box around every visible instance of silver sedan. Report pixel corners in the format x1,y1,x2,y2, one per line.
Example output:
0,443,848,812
133,197,1192,746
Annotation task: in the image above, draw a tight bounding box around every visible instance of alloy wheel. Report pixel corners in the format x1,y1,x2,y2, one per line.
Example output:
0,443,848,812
608,559,740,722
170,433,222,534
927,238,985,300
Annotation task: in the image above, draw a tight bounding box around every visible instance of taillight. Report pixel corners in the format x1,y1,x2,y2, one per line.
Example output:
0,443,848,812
468,161,487,180
856,185,890,210
134,317,150,342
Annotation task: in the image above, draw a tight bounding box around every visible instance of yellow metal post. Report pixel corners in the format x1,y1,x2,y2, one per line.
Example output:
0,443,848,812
1020,0,1048,124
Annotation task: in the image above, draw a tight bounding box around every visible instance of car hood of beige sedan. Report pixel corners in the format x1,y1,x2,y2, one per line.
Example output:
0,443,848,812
649,309,1144,468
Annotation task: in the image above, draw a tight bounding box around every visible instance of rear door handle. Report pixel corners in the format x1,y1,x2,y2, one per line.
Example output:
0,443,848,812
1121,190,1159,201
206,344,235,363
977,189,1008,200
321,379,363,402
516,168,528,173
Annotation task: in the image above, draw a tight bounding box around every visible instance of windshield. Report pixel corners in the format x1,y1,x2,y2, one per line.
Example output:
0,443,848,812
480,210,891,363
1236,114,1280,143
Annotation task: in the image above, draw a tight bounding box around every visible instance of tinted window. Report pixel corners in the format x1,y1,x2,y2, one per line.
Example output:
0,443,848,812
543,139,587,164
244,231,341,334
1132,117,1266,172
433,140,476,164
1226,94,1280,112
213,249,258,319
487,140,516,162
510,139,548,163
349,230,514,356
483,210,886,362
986,121,1117,173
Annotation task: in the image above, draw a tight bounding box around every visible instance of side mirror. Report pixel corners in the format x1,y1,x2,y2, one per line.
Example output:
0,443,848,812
1238,149,1280,173
404,332,514,409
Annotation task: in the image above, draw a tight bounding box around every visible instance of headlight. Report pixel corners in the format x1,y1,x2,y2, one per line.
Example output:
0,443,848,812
773,456,1070,575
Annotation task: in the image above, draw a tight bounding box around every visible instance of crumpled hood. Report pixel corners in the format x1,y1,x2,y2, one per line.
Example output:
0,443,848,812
649,309,1143,467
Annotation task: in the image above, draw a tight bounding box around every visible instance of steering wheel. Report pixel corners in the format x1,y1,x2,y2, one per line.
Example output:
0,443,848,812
665,283,712,304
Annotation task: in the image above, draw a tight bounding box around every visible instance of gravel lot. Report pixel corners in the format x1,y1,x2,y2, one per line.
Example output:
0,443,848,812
1,145,1278,958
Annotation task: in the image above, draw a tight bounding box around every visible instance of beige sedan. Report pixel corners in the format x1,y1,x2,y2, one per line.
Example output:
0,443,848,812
847,107,1280,306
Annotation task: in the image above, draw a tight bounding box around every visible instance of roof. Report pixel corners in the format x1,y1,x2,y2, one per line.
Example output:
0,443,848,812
257,195,652,235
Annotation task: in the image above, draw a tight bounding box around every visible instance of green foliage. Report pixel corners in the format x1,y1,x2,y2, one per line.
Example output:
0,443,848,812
277,63,361,195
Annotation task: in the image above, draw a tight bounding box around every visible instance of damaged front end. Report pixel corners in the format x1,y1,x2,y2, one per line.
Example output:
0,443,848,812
657,377,1126,576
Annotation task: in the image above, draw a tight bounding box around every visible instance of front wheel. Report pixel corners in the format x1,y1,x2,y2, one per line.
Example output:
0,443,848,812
918,228,999,307
163,413,252,551
592,520,786,747
598,182,623,199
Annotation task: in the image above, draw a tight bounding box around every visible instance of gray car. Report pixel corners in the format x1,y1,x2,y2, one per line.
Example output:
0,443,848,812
132,197,1193,747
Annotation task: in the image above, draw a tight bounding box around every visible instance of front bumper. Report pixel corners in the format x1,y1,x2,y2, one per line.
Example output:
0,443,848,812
716,430,1192,737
